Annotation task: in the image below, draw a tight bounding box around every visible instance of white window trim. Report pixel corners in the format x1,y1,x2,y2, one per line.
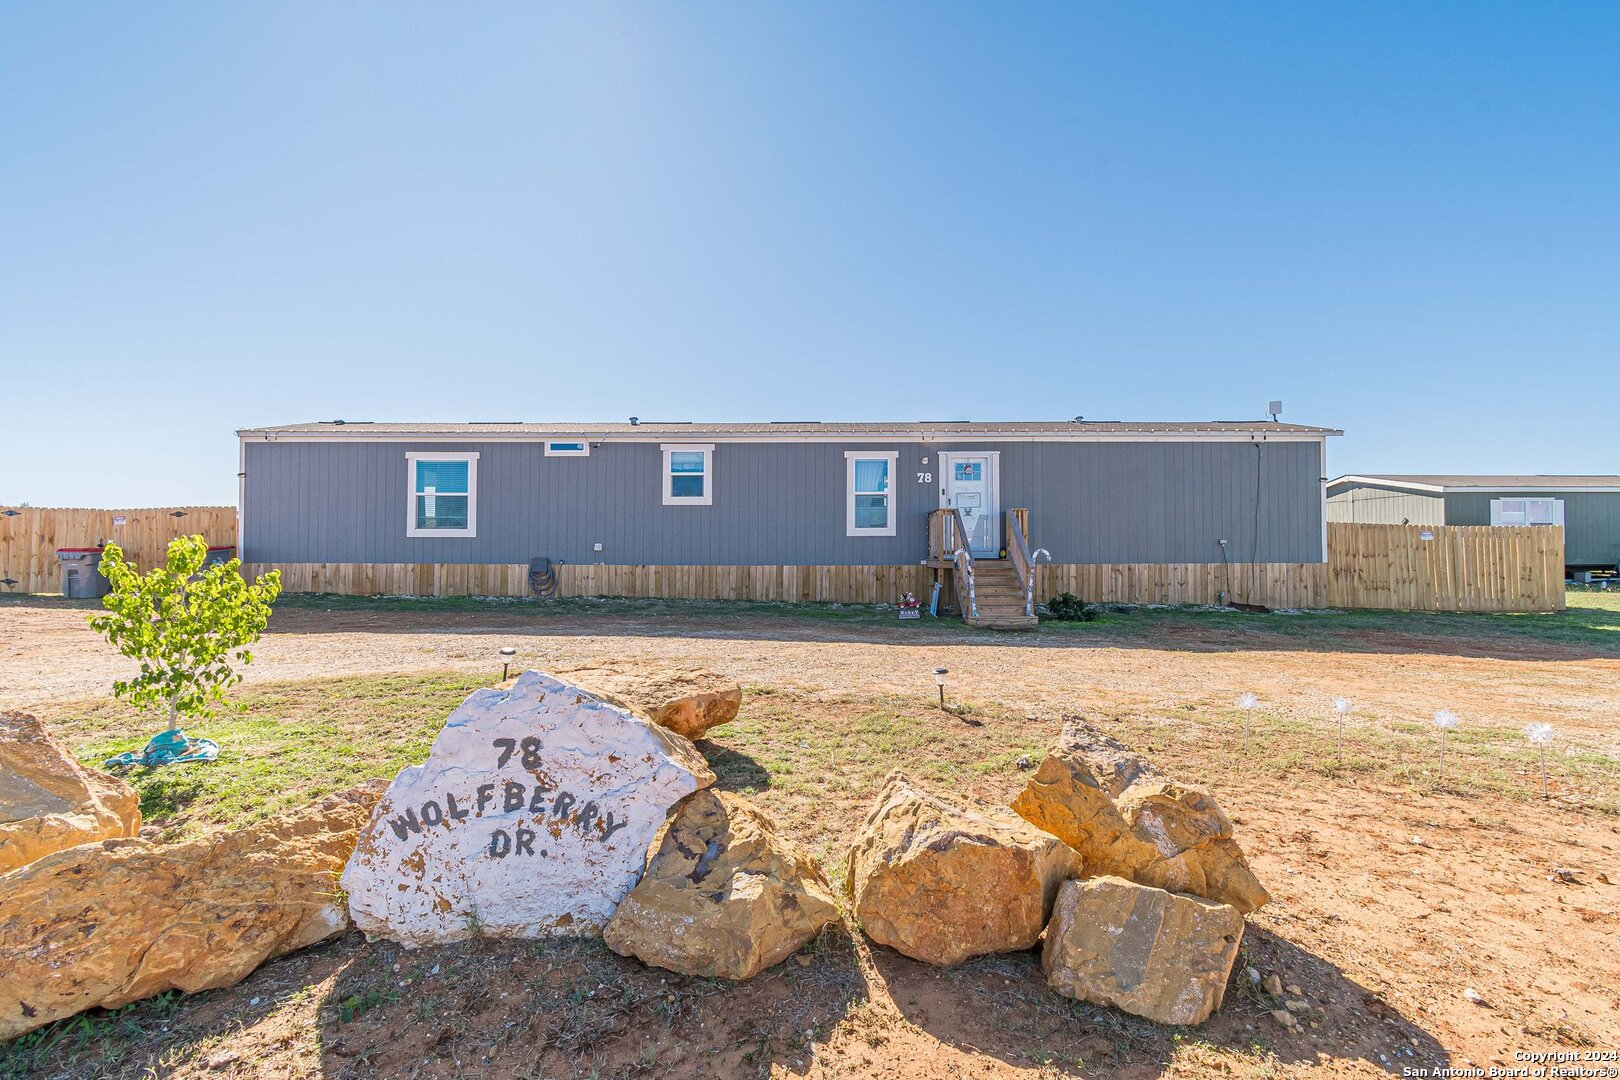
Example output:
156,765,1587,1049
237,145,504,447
662,443,714,506
1490,497,1563,527
544,440,590,457
406,451,478,538
845,450,899,537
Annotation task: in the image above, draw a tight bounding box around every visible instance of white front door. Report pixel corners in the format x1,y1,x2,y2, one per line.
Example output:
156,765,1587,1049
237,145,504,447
940,452,1000,558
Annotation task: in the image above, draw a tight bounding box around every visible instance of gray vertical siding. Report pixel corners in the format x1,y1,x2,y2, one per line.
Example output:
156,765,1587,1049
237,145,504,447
1443,491,1620,567
1326,484,1446,526
243,437,1326,566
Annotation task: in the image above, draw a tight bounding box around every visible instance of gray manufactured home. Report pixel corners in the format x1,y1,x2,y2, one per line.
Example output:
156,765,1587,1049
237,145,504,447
238,419,1341,617
1326,474,1620,571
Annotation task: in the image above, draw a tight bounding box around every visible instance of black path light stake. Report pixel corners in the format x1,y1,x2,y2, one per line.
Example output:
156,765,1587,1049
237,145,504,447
933,668,949,709
499,646,517,681
1525,723,1554,799
1434,710,1459,783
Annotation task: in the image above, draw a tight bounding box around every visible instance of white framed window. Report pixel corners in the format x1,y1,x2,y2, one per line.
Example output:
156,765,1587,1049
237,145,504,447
406,452,478,537
662,444,714,506
545,440,589,457
1491,498,1563,526
846,451,898,537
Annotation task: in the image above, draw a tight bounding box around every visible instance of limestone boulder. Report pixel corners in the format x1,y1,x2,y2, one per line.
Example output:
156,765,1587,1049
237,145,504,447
0,781,385,1041
0,710,141,874
845,771,1081,967
1011,719,1269,914
342,671,715,947
550,661,742,741
1042,876,1245,1026
603,790,839,980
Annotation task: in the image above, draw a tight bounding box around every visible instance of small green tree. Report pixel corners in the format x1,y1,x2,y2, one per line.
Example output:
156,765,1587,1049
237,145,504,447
89,535,282,731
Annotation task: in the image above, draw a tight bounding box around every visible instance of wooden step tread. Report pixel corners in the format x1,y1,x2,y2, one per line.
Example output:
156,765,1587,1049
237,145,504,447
966,616,1039,630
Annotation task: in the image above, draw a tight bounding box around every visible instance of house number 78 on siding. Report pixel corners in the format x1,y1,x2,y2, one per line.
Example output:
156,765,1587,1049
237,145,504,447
916,472,932,483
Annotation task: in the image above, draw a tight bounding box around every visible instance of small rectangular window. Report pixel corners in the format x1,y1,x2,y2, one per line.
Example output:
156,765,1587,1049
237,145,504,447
846,451,898,537
1491,497,1563,527
662,444,714,506
406,452,478,537
545,441,589,457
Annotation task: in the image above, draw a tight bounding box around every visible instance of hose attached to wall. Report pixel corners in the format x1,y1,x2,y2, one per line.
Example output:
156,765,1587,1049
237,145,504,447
529,557,560,599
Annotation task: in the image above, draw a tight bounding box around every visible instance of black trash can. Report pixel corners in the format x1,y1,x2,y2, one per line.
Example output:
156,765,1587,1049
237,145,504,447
56,547,110,599
201,545,236,571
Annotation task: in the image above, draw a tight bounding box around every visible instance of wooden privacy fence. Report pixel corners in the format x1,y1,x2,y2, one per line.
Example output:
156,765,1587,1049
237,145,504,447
0,506,238,593
244,532,1566,613
1326,523,1565,612
241,562,936,604
1036,562,1328,609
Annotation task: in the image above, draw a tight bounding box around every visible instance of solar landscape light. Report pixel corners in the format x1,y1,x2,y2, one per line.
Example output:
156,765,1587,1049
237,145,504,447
1332,696,1352,762
1434,709,1459,782
1237,692,1259,755
933,668,949,709
1525,722,1554,799
499,646,517,681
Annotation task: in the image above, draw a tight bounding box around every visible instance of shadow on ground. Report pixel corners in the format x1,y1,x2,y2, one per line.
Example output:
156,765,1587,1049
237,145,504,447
7,921,1448,1079
874,926,1447,1077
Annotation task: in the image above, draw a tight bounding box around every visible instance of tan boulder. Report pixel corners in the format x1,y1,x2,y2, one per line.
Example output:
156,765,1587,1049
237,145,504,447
552,661,741,740
498,662,741,741
1011,720,1269,914
603,790,838,979
0,710,141,874
1042,876,1244,1026
845,771,1081,967
0,780,385,1040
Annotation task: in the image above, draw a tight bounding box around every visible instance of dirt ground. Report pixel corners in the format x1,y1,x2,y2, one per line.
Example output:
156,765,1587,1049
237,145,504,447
6,600,1620,753
3,599,1618,1078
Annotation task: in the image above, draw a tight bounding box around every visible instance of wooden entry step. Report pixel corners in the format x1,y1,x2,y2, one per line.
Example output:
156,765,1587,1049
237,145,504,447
962,559,1038,630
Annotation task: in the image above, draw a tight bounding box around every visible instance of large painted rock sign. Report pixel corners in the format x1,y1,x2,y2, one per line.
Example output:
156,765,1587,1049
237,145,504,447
340,671,715,947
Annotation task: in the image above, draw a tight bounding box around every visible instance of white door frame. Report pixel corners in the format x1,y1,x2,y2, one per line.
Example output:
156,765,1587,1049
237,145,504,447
938,451,1001,557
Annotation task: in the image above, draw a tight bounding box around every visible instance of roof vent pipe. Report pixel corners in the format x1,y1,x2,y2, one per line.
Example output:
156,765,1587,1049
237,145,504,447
629,416,639,426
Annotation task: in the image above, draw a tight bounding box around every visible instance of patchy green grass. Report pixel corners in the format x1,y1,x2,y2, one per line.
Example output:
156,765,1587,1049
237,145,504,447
1028,587,1620,656
40,665,1620,850
42,674,489,841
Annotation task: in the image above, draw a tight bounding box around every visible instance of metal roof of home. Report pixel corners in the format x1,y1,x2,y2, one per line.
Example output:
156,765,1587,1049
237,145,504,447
240,419,1341,438
1332,474,1620,491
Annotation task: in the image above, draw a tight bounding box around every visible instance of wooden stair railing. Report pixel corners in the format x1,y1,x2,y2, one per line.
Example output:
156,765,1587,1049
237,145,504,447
1004,508,1049,618
949,507,977,620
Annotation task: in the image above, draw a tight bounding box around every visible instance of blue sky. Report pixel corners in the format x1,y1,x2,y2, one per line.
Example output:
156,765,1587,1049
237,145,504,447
3,3,1616,506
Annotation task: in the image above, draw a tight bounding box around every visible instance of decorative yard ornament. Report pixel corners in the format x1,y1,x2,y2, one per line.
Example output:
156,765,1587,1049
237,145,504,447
340,671,714,946
1433,710,1459,782
1332,696,1352,762
89,535,281,768
1525,722,1555,800
1237,692,1259,755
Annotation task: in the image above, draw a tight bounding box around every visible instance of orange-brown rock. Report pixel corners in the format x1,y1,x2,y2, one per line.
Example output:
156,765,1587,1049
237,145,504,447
1042,876,1244,1025
549,661,741,740
845,771,1081,967
1011,719,1269,913
604,791,839,980
0,780,385,1041
0,710,140,874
